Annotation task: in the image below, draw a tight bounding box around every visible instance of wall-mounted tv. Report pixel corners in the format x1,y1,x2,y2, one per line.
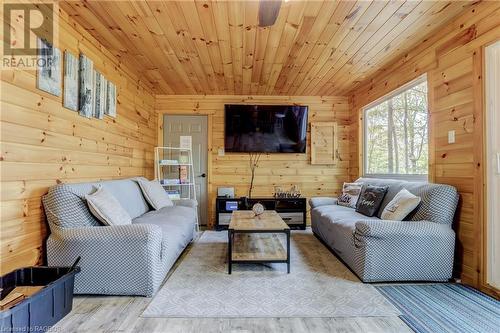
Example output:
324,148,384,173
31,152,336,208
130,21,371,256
224,104,308,153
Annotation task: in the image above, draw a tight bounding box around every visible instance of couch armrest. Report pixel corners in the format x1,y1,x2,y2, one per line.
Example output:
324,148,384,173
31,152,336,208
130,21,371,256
50,224,163,263
309,197,338,209
173,199,198,209
353,219,456,282
354,219,454,239
47,224,164,296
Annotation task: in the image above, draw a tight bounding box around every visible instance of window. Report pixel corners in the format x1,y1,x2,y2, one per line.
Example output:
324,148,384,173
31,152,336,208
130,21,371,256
363,76,428,180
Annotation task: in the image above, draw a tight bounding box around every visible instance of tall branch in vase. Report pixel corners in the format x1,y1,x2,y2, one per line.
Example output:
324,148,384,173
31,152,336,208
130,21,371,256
248,152,261,198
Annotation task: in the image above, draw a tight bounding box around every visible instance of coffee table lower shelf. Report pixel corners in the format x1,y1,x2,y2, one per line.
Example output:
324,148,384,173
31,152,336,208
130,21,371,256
227,230,290,274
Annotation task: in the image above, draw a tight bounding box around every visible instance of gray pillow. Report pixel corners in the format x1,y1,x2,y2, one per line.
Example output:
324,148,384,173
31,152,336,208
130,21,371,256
137,179,174,210
85,186,132,226
355,185,388,217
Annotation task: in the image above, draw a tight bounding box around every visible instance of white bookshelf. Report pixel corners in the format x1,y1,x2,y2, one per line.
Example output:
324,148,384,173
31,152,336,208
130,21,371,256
155,146,199,230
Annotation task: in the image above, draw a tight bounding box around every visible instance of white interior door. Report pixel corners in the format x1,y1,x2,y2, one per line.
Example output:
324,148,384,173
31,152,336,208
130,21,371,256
164,115,208,226
485,41,500,290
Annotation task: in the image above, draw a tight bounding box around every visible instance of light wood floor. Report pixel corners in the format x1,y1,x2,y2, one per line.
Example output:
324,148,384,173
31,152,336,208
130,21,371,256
51,295,412,333
51,233,412,333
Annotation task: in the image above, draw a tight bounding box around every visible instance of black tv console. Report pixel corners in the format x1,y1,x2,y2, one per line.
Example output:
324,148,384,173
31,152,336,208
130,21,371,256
215,197,306,230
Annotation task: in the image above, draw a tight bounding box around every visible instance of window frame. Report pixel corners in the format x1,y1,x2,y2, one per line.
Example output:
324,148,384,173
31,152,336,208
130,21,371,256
362,74,429,182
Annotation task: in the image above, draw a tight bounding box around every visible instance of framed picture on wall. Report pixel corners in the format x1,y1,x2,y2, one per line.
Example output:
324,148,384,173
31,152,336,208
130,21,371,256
310,122,338,165
37,38,61,96
93,70,106,119
79,53,94,118
63,51,78,111
106,81,116,118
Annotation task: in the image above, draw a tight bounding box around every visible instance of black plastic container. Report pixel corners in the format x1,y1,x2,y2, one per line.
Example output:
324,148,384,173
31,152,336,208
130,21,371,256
0,264,80,333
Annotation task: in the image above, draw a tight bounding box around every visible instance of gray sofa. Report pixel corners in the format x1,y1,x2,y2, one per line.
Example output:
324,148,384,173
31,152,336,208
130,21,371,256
310,178,459,282
42,177,197,296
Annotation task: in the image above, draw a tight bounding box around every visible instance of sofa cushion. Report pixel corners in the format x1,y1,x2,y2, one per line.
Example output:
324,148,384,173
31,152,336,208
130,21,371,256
85,186,132,226
65,179,150,219
137,179,174,210
132,206,196,260
133,205,196,226
314,205,378,256
315,205,376,226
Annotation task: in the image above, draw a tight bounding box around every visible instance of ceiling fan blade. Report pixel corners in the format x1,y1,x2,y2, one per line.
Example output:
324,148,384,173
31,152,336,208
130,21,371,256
258,0,282,27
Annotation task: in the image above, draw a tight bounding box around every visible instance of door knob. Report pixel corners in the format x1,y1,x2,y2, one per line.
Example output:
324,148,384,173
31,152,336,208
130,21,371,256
199,173,206,178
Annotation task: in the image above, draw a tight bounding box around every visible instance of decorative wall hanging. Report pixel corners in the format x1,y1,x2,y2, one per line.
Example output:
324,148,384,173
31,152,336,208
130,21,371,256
79,54,94,118
310,122,338,165
37,38,61,96
63,51,78,111
105,81,116,118
93,71,106,119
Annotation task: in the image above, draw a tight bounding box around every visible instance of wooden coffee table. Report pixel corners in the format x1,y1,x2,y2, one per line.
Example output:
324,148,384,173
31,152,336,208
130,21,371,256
227,210,290,274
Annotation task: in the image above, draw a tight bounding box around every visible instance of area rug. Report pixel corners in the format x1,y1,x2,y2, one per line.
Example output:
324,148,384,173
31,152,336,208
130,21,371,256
142,230,399,318
376,284,500,333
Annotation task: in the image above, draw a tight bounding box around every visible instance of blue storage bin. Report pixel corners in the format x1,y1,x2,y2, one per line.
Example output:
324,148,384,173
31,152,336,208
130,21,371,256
0,263,80,333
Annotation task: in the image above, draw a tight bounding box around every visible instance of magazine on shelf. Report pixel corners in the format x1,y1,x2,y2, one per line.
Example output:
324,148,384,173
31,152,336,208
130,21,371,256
160,179,180,185
179,166,188,184
160,159,179,165
166,190,181,200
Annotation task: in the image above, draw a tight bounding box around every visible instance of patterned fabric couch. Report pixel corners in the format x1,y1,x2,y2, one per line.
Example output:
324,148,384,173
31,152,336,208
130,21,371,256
310,178,459,282
42,177,197,296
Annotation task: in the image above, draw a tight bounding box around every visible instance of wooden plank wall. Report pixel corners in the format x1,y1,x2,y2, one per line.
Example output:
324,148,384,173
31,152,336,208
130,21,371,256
155,95,350,228
0,8,156,274
348,1,500,295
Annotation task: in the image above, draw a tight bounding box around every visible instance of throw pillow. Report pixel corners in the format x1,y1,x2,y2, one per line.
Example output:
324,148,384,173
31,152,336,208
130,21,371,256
381,188,421,221
85,186,132,226
337,182,363,208
355,185,388,217
137,179,174,210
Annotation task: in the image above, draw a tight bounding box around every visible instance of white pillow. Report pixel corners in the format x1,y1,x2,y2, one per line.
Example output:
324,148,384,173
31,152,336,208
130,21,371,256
85,186,132,226
137,179,173,210
381,188,421,221
338,182,363,208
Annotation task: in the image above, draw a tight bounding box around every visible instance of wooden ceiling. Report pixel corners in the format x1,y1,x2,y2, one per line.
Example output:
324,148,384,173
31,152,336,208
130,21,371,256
61,0,472,96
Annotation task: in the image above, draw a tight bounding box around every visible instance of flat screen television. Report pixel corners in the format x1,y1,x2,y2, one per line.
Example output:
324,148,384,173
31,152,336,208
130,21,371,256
224,104,308,153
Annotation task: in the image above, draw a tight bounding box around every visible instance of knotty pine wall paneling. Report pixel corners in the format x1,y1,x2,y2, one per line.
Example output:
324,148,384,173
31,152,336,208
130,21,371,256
156,95,350,228
0,8,157,274
60,1,470,96
348,1,500,296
